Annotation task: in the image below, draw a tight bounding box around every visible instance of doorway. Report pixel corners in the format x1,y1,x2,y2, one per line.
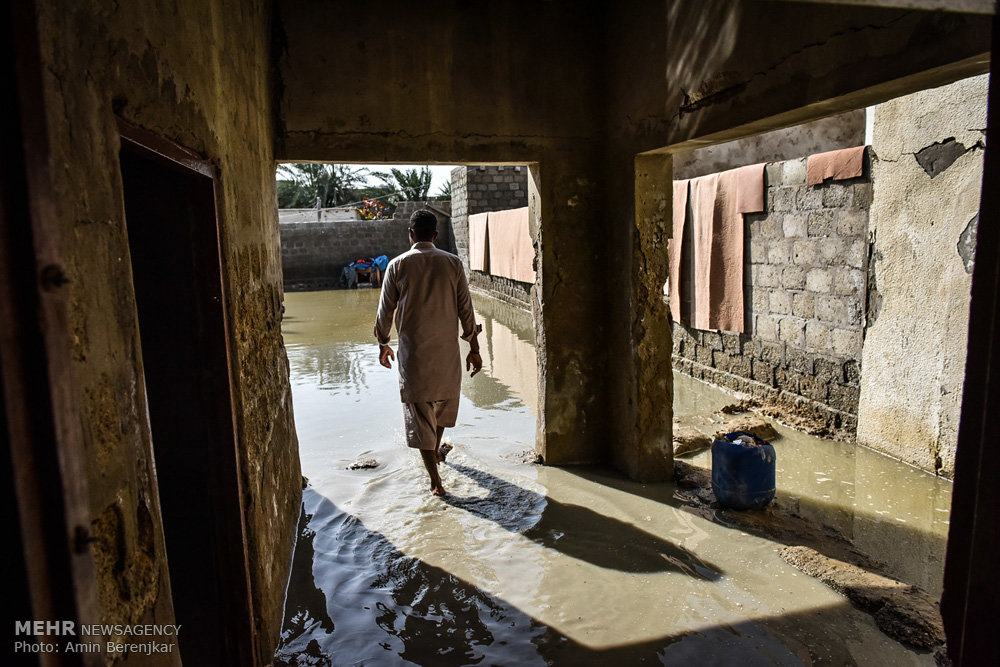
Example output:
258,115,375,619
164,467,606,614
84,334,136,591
119,130,254,663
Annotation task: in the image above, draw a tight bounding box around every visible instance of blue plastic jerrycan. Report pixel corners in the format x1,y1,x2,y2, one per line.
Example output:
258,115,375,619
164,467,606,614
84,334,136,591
711,430,776,510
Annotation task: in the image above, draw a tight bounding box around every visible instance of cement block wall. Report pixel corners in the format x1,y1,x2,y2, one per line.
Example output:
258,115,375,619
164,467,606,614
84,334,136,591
450,165,532,306
281,218,411,290
672,155,871,438
280,202,455,291
35,0,300,657
857,74,987,478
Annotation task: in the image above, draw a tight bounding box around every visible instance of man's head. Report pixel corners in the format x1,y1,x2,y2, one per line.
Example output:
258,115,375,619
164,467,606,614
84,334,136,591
408,209,438,244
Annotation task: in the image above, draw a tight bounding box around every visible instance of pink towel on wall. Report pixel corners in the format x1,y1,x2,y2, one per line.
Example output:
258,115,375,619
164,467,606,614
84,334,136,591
668,179,689,323
468,212,490,271
806,146,866,185
487,207,536,284
735,163,766,214
689,173,719,331
687,163,763,333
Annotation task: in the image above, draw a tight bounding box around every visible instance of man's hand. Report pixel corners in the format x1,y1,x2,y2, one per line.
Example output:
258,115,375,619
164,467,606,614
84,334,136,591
379,344,396,369
466,351,482,377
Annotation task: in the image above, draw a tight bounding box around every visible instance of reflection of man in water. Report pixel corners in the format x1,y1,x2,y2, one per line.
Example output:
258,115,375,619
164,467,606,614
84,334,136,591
374,210,482,496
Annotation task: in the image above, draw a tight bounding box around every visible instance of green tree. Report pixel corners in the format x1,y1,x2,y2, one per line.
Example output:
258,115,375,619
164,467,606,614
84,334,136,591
434,179,452,200
371,167,433,202
276,163,370,208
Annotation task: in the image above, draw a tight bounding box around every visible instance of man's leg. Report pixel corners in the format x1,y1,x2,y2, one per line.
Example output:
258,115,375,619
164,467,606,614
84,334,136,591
434,426,446,463
420,449,445,496
404,402,447,496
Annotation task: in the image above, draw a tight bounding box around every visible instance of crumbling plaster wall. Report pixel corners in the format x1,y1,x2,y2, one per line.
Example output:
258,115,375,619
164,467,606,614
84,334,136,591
34,0,300,659
858,74,988,477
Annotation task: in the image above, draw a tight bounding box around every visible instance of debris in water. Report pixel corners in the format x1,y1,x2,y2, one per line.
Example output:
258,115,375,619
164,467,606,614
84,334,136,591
346,457,379,470
673,426,713,457
501,449,544,464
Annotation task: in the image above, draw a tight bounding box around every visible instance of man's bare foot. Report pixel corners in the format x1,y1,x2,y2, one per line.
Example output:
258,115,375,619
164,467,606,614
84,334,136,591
430,483,446,497
437,442,453,464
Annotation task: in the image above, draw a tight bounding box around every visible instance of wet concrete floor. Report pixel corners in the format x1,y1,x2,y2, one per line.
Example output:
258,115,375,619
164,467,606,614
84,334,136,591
276,289,949,666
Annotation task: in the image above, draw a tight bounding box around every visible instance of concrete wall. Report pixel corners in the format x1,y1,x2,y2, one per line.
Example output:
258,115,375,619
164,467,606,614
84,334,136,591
673,110,866,180
857,74,988,478
34,0,300,658
280,218,412,290
673,156,871,438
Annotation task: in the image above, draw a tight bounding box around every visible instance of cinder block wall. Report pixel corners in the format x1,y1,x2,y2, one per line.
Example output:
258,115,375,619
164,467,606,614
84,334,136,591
280,218,411,290
672,156,871,438
450,165,532,307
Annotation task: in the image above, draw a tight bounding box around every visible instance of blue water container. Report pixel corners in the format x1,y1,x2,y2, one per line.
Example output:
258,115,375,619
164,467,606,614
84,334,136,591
711,431,776,510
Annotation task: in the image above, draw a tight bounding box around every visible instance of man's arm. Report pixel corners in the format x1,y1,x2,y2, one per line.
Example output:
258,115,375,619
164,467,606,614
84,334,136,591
374,263,398,368
456,267,483,376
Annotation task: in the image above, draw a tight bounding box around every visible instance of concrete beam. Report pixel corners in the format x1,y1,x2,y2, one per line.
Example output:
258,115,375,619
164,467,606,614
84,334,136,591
768,0,994,14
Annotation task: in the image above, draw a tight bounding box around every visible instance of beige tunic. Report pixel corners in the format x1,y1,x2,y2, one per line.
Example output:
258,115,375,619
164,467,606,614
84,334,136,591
375,242,478,403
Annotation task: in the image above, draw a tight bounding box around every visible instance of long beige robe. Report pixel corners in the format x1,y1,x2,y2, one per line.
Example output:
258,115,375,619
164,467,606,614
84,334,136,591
375,242,478,402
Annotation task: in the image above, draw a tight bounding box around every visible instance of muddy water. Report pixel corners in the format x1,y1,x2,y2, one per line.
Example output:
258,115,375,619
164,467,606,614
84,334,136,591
277,289,941,666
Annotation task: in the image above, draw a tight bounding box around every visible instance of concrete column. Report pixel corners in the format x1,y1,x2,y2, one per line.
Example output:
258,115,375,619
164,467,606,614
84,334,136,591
531,150,611,465
618,152,674,481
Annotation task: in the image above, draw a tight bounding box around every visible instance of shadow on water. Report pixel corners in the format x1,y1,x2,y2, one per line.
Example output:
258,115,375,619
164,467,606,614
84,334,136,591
560,465,948,592
276,489,882,666
443,462,722,579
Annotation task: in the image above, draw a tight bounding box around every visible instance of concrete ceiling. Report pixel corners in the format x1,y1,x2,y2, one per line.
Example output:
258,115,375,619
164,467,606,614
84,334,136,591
769,0,995,14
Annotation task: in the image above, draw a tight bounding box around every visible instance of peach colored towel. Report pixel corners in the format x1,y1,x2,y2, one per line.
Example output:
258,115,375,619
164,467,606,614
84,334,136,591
487,207,536,284
668,179,689,323
689,173,719,331
806,146,866,185
468,212,489,271
736,163,766,214
688,163,763,333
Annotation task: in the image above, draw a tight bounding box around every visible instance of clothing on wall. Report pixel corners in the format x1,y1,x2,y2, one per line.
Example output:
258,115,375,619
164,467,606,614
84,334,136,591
681,162,766,333
668,179,690,323
486,207,536,284
469,212,490,271
806,145,866,185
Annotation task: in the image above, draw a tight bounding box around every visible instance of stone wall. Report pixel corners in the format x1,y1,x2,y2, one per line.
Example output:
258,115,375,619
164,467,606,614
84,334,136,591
672,155,871,438
280,218,411,290
857,74,987,478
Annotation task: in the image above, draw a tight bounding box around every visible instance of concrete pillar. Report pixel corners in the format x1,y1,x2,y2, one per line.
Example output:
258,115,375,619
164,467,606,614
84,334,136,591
617,153,675,482
531,150,612,465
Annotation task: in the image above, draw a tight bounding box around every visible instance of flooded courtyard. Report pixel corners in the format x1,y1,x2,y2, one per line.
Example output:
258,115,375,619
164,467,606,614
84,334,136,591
275,289,952,666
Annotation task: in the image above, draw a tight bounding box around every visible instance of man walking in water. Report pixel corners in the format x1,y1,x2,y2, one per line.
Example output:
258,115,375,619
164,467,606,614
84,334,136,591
375,210,482,496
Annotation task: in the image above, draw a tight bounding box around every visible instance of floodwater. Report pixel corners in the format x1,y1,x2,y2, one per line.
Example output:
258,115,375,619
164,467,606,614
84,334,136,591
276,288,949,666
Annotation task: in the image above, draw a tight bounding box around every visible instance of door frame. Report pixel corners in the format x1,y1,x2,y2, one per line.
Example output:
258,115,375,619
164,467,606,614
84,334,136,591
117,117,258,664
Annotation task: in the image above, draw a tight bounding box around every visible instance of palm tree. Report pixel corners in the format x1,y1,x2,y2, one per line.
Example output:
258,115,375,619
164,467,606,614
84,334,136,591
371,167,433,202
434,179,452,200
276,163,370,208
